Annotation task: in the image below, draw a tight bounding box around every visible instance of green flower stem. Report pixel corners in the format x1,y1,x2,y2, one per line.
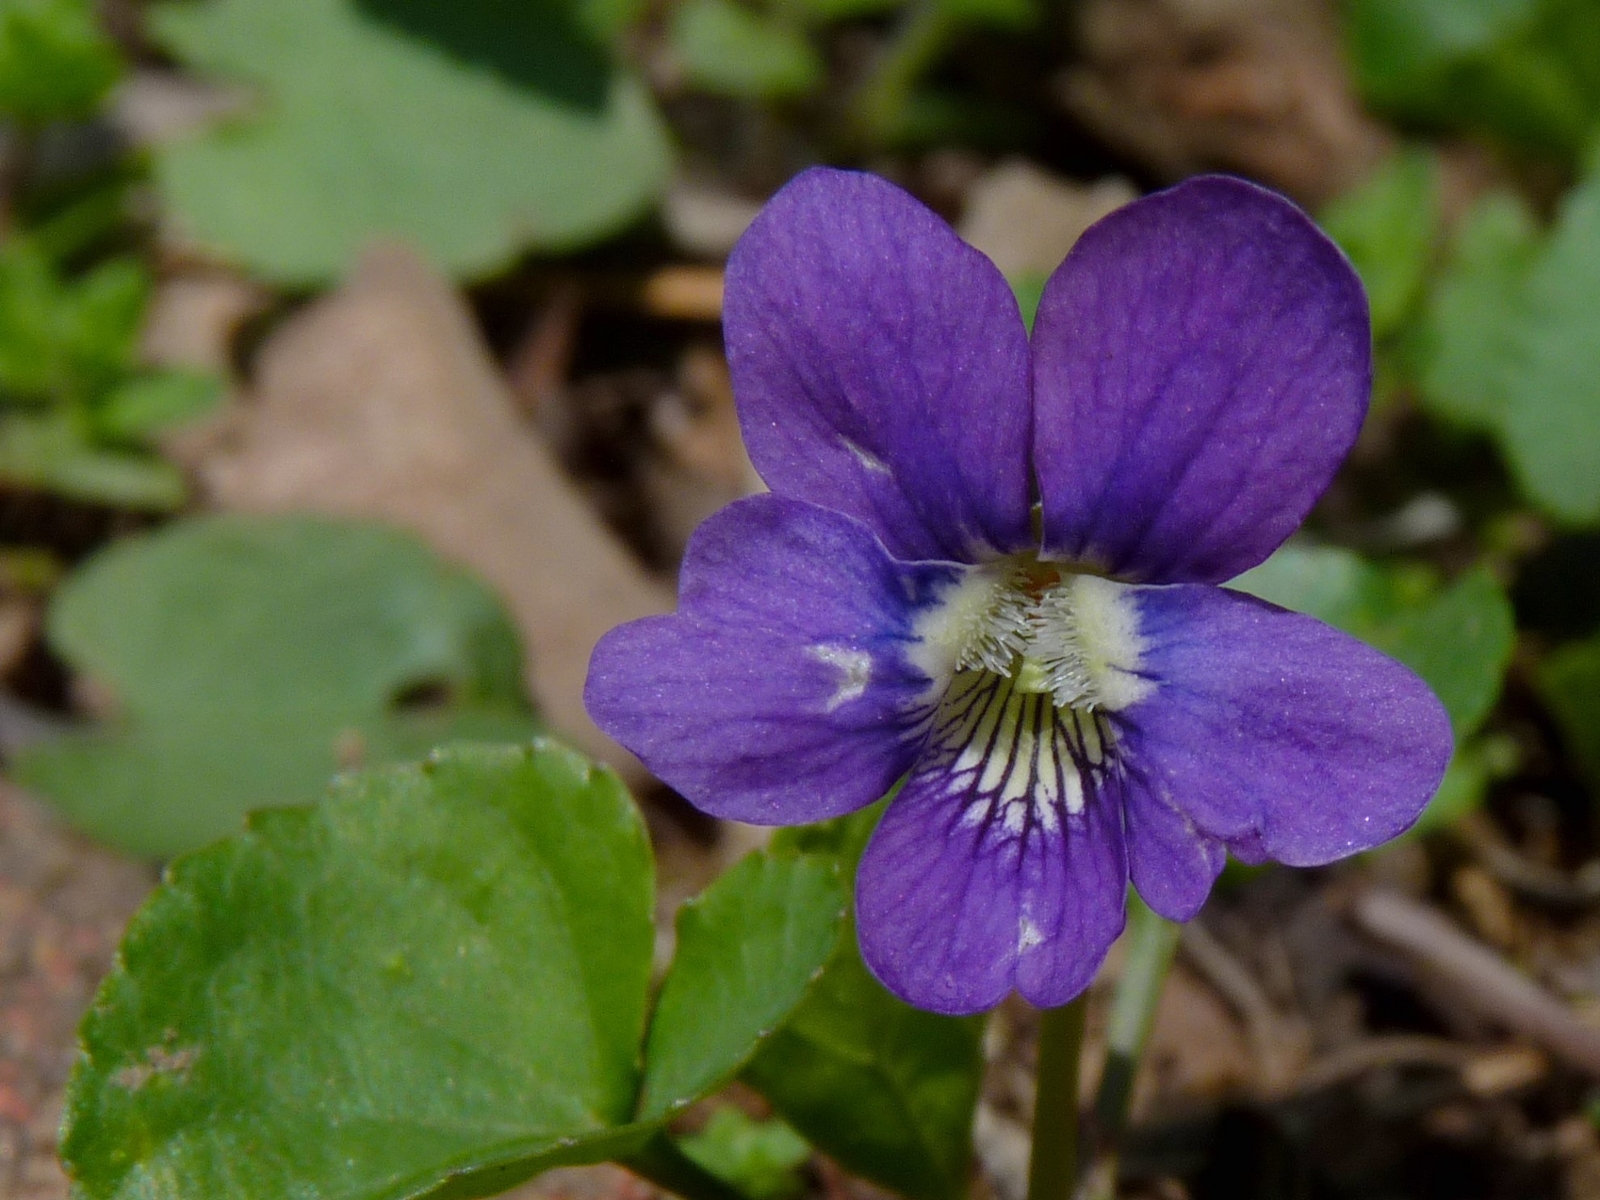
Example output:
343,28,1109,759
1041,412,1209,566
1088,895,1179,1191
846,0,959,147
1027,995,1088,1200
624,1133,754,1200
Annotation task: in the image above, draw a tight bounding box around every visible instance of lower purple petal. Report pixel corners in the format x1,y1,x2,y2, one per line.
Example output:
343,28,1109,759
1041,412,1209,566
1116,584,1453,878
856,731,1127,1014
1119,775,1227,921
585,495,960,824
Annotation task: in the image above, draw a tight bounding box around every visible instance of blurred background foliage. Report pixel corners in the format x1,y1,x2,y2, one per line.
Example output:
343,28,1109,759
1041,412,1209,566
6,0,1600,1194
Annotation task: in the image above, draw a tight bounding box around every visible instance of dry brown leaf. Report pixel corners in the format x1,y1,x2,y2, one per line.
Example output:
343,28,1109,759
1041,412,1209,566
1134,964,1255,1114
958,161,1135,281
196,244,673,785
1059,0,1391,208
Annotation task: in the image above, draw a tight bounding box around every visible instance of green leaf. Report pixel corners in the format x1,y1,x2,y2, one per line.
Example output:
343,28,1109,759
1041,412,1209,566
668,0,823,99
1343,0,1600,160
785,0,897,21
93,370,226,442
931,0,1037,32
1319,149,1440,339
62,743,661,1200
1232,545,1514,740
680,1110,810,1200
1496,166,1600,521
639,852,846,1121
0,413,187,509
0,240,149,414
1371,567,1517,738
743,937,983,1200
149,0,673,284
1416,190,1541,431
11,514,539,855
1539,633,1600,789
1412,733,1518,834
1010,273,1045,334
0,0,121,122
741,806,984,1200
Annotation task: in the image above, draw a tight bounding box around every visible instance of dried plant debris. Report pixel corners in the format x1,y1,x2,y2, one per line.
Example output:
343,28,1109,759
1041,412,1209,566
197,245,673,785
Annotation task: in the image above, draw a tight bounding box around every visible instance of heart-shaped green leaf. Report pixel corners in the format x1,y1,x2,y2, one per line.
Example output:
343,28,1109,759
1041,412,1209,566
149,0,673,284
744,809,986,1200
639,851,846,1121
11,514,539,855
62,743,659,1200
62,742,853,1200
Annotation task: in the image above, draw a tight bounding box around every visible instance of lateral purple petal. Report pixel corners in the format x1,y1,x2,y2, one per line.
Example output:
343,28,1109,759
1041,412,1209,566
585,495,956,825
1031,176,1371,583
1115,585,1453,878
855,757,1127,1014
725,167,1034,564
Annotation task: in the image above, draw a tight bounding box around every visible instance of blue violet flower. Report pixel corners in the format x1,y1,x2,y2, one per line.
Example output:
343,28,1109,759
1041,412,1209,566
586,168,1453,1015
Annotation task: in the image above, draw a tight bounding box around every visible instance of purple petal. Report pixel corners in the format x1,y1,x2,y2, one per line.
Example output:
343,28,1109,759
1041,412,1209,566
725,167,1034,564
1115,584,1452,885
585,495,959,824
855,687,1128,1014
1032,176,1371,583
1119,783,1226,921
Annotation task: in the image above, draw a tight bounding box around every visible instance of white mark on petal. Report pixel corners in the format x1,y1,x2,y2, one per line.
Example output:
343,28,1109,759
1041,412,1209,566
840,437,893,476
809,644,872,712
1018,917,1044,953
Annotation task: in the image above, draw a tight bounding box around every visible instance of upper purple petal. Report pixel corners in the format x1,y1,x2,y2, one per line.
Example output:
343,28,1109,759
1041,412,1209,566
585,494,957,825
855,689,1128,1014
1114,584,1452,888
724,167,1034,564
1031,176,1372,584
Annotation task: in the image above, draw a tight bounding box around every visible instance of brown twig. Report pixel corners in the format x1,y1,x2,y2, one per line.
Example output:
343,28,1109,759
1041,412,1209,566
1178,922,1310,1093
1451,811,1600,907
1350,889,1600,1076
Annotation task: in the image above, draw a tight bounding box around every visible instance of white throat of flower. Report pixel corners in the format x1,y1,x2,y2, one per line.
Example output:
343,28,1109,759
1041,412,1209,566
911,562,1154,714
903,561,1154,833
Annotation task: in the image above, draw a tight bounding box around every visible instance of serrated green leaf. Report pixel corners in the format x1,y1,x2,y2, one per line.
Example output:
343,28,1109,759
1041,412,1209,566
1319,149,1440,339
11,514,539,855
743,937,983,1200
1416,190,1541,431
680,1110,810,1200
149,0,672,284
0,0,121,122
61,743,660,1200
746,805,984,1200
669,0,822,98
639,852,845,1121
